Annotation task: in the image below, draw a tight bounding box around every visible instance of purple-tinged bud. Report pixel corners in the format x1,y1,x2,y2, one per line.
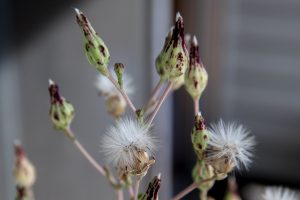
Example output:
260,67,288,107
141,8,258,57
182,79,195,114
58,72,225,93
155,12,189,81
48,80,75,137
75,8,110,76
13,142,36,188
185,36,208,100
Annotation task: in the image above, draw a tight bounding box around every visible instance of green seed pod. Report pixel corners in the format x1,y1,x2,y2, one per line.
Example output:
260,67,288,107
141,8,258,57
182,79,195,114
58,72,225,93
48,80,75,136
156,13,189,81
191,114,209,161
114,63,125,88
185,36,208,100
75,8,110,76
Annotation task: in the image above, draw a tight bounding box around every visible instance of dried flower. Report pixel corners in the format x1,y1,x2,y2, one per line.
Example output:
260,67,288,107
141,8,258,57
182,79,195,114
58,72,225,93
185,36,208,100
101,117,156,178
48,80,75,137
263,187,297,200
95,72,134,118
205,120,255,174
75,8,110,76
13,142,36,188
155,13,189,81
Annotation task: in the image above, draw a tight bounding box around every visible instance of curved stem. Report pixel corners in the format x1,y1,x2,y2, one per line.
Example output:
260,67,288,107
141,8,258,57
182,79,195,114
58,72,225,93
147,82,173,125
107,72,136,113
172,176,216,200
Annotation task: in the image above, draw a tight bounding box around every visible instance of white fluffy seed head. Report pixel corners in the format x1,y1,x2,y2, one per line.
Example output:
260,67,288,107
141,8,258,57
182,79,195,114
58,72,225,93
95,73,134,97
263,187,297,200
206,120,255,171
100,117,156,170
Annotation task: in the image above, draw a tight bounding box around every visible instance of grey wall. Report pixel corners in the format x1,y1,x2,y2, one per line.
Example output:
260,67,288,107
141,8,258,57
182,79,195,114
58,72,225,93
1,0,173,199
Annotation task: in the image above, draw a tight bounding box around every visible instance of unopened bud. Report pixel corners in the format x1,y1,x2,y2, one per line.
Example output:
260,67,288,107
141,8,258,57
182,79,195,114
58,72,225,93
191,114,209,160
75,8,110,76
155,29,172,82
13,142,36,188
48,80,75,138
156,13,189,81
114,63,125,88
185,36,208,100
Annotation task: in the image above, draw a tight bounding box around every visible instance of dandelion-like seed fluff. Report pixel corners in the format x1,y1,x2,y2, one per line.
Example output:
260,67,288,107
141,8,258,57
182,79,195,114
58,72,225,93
263,187,297,200
95,73,134,118
101,117,156,179
205,120,255,174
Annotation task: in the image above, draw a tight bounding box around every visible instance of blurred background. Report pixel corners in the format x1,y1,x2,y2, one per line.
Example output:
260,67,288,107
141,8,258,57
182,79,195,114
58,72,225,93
1,0,300,199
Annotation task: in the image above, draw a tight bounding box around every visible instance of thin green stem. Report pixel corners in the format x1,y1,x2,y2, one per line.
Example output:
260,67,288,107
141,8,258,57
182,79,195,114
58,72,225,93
107,72,137,113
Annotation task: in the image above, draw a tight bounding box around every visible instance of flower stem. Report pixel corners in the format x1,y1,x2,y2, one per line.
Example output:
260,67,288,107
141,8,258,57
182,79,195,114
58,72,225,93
116,189,124,200
200,189,208,200
172,176,217,200
128,186,135,200
107,72,136,113
143,79,164,113
64,128,118,186
147,81,173,125
134,177,142,200
194,98,200,116
73,139,106,175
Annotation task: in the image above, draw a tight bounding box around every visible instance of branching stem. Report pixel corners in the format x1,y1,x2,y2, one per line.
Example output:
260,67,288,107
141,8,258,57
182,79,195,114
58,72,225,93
147,81,173,124
172,176,217,200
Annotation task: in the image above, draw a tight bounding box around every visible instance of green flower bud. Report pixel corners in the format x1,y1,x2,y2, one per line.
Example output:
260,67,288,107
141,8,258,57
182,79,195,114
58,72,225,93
75,8,110,76
155,29,172,81
191,114,209,161
48,80,75,136
14,142,36,188
185,36,208,100
114,63,125,88
156,13,189,81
